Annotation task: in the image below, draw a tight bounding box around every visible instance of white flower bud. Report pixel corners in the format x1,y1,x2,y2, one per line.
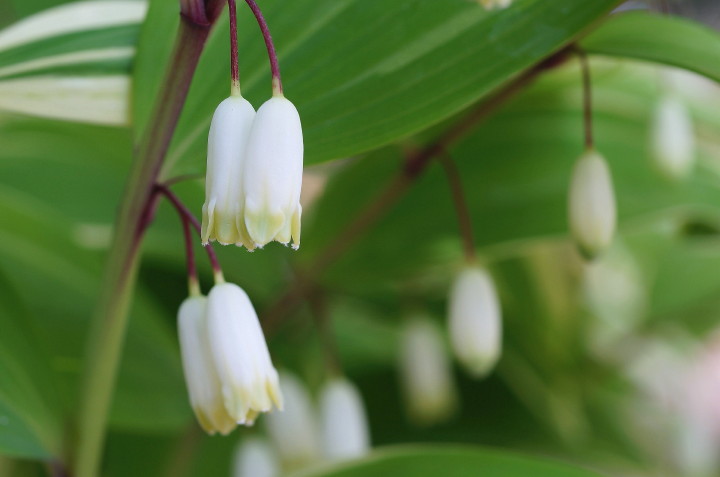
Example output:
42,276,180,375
319,378,370,460
568,149,616,259
177,295,236,435
448,266,502,377
399,318,457,426
206,282,282,425
233,438,279,477
202,96,256,249
651,95,695,180
242,96,303,249
265,373,321,470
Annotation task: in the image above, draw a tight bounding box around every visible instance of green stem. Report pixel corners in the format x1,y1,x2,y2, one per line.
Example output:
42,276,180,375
73,17,212,477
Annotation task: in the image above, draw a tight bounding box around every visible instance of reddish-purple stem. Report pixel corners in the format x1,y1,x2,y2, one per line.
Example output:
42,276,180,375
578,50,594,149
228,0,240,94
157,185,223,275
244,0,283,95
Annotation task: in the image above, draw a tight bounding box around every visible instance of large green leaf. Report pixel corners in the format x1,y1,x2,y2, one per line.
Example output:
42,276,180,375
293,447,601,477
0,269,62,459
581,11,720,82
133,0,622,175
301,59,720,290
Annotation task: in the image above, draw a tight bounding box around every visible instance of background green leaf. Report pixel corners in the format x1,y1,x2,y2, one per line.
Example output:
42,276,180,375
293,447,602,477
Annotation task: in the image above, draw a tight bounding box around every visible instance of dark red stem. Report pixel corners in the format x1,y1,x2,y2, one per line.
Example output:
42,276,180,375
157,185,223,276
244,0,282,95
228,0,240,94
578,50,594,149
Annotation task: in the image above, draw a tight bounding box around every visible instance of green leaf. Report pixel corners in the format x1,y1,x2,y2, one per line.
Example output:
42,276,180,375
0,269,62,459
293,447,601,477
303,58,720,289
581,11,720,82
134,0,622,175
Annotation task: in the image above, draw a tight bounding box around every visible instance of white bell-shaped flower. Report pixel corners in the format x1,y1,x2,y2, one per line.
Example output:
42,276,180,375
242,95,303,249
448,266,502,377
319,377,370,460
399,317,457,425
265,372,321,470
233,438,279,477
177,295,236,435
568,149,616,259
651,95,695,180
201,96,256,249
206,282,282,425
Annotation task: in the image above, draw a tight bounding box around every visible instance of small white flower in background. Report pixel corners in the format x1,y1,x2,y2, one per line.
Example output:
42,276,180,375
448,266,502,377
201,96,256,249
319,377,370,460
399,318,457,426
650,94,695,180
478,0,512,10
583,245,647,355
242,96,303,249
265,372,321,470
206,282,282,425
177,295,236,435
233,438,279,477
568,149,616,259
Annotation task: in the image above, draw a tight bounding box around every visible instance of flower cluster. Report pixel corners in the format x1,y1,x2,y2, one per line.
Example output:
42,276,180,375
178,282,282,435
201,94,303,250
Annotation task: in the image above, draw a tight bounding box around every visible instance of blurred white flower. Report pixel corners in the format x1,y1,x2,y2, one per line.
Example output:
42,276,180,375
201,96,256,249
319,377,370,460
265,372,321,469
568,149,616,259
233,438,279,477
448,266,502,377
676,337,720,476
650,95,695,180
399,317,457,425
478,0,512,9
242,96,303,249
583,244,646,354
206,282,282,425
177,295,236,435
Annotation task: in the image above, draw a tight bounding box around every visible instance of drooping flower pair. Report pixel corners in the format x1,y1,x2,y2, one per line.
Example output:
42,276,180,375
201,93,303,250
178,282,282,435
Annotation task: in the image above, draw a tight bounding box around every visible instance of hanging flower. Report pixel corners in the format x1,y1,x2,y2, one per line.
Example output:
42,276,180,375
177,295,237,435
651,94,695,180
242,95,303,249
265,372,321,470
399,317,458,425
448,266,503,377
318,377,370,460
233,438,279,477
201,96,256,249
206,282,283,425
568,149,617,259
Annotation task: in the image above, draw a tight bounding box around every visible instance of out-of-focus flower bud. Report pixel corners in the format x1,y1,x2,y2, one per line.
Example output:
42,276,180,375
568,149,616,259
399,317,457,426
206,282,282,425
233,438,279,477
177,295,236,435
650,95,695,180
319,377,370,460
242,96,303,249
201,96,256,249
448,266,502,377
265,372,321,470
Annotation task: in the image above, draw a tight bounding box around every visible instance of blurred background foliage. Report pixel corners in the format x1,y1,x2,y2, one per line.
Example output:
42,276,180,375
2,0,720,476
